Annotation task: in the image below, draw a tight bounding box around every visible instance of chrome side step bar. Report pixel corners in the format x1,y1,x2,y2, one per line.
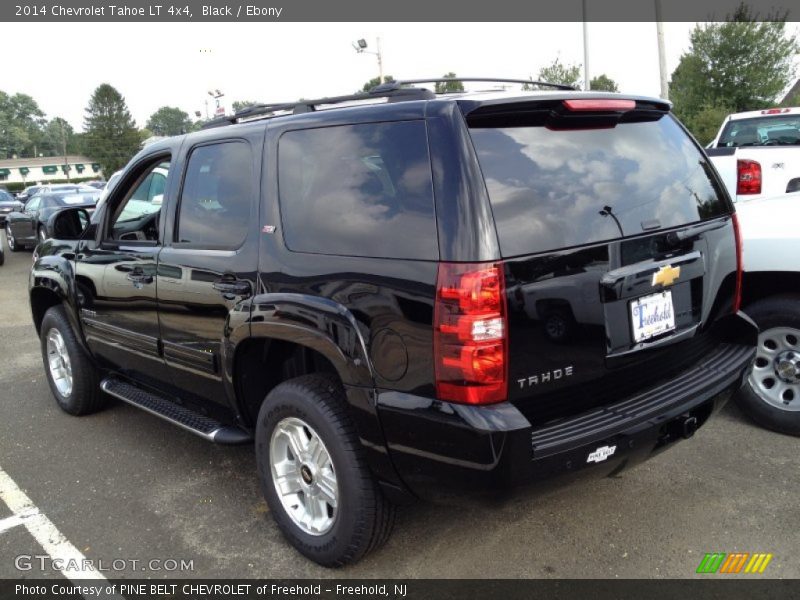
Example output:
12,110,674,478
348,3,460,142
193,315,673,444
100,377,252,445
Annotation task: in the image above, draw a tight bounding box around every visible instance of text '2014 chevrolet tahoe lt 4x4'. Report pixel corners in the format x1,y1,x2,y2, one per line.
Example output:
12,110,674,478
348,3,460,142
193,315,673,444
30,79,757,567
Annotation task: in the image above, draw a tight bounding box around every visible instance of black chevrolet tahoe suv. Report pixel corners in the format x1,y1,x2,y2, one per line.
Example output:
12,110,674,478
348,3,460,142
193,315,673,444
30,78,757,567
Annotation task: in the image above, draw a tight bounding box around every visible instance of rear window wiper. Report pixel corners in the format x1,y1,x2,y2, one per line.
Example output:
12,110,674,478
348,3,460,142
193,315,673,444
665,219,727,247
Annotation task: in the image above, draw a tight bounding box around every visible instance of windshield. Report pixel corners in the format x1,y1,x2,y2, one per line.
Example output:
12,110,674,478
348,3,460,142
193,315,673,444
469,114,729,257
0,190,13,202
718,115,800,147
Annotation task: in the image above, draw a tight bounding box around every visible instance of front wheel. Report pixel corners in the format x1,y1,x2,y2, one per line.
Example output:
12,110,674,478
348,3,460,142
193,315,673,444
40,305,106,415
736,295,800,436
255,374,395,566
7,226,23,252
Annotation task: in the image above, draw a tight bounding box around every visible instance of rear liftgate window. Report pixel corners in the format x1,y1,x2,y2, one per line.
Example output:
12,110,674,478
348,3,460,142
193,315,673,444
278,120,438,260
468,108,729,257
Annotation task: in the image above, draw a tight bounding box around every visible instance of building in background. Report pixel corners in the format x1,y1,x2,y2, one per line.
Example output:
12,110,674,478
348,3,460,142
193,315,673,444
0,155,103,190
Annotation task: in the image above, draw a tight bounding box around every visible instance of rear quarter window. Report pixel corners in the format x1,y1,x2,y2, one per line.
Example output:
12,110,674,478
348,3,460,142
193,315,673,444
278,120,438,260
469,115,729,257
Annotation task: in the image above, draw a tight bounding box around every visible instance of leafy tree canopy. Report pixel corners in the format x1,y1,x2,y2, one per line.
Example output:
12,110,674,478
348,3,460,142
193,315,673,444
360,75,395,93
589,74,619,92
83,83,141,175
146,106,193,136
435,73,465,94
670,3,799,123
536,58,582,88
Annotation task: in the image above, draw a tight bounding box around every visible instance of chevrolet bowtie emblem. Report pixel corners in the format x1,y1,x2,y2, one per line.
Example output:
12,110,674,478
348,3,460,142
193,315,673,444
652,264,680,287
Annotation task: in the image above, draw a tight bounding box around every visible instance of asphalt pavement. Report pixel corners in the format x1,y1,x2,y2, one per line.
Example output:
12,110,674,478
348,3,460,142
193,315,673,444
0,231,797,579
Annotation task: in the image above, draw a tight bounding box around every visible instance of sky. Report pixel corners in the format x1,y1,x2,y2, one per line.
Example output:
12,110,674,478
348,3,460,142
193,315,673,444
2,21,795,131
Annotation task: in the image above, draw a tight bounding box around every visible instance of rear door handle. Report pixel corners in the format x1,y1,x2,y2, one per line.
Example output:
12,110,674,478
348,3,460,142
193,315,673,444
212,278,251,298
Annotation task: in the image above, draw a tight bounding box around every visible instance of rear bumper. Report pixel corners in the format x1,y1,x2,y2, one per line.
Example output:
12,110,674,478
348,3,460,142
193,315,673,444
376,317,757,501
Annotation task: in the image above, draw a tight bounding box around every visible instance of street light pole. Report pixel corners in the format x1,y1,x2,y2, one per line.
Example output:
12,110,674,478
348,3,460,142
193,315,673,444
376,37,384,84
582,0,590,91
655,0,669,99
353,37,384,84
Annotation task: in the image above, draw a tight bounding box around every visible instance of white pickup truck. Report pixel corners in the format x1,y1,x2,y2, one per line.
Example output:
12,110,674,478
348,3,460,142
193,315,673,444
730,196,800,436
706,107,800,202
706,110,800,435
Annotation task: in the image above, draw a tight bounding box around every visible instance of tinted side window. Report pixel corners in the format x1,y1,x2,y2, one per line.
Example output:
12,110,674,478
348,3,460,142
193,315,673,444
469,115,729,257
112,161,170,232
278,121,437,259
177,142,253,248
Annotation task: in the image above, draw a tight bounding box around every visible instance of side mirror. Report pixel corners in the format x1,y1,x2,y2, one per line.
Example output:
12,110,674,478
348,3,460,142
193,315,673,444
48,207,92,240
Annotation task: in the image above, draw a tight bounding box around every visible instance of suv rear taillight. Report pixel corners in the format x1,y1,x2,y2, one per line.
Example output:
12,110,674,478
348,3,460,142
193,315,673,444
732,213,743,313
434,262,508,405
737,159,762,195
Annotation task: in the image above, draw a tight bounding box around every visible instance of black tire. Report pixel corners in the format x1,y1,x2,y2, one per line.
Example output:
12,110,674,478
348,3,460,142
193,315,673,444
0,248,4,266
6,226,23,252
735,295,800,436
255,373,395,567
40,305,106,416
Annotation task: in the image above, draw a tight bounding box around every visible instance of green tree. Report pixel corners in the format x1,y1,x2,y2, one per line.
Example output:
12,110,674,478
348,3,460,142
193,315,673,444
41,117,80,157
83,84,140,175
590,74,619,92
0,91,46,157
138,128,154,143
360,75,395,92
537,58,582,88
435,73,465,94
670,4,799,123
231,100,261,113
146,106,192,136
683,103,734,146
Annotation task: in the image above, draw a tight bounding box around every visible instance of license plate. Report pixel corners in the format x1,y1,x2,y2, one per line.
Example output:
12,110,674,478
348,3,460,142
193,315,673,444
630,291,675,343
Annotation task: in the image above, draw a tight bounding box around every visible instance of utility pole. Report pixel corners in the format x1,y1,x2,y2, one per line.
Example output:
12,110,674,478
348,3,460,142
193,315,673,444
582,0,590,90
59,120,70,182
655,0,669,99
376,37,384,84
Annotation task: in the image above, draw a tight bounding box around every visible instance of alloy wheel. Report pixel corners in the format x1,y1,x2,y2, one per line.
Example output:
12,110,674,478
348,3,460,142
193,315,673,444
749,326,800,412
269,416,338,536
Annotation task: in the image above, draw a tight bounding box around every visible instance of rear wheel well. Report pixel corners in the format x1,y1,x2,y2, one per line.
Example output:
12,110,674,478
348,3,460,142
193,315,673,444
30,287,62,334
742,271,800,309
234,338,340,427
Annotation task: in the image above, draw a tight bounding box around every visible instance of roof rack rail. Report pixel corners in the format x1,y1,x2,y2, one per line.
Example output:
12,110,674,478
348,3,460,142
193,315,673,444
371,77,577,93
201,77,576,129
201,86,436,129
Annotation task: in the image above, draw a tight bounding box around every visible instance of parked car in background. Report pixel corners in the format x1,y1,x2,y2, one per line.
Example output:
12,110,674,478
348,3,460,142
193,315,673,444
84,180,106,190
706,107,800,203
16,185,42,203
0,189,24,228
17,184,96,204
734,193,800,435
6,189,100,250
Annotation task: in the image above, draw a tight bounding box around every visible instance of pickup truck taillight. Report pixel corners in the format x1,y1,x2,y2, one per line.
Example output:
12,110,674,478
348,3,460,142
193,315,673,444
434,262,508,405
737,159,762,195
